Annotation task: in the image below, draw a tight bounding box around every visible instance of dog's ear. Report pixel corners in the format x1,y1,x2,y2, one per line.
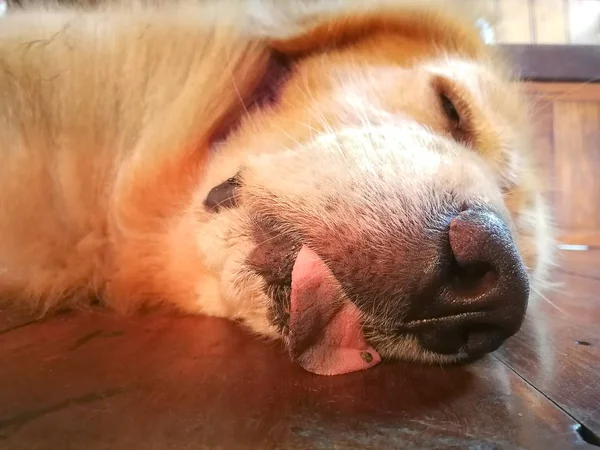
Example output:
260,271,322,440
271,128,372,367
266,2,494,59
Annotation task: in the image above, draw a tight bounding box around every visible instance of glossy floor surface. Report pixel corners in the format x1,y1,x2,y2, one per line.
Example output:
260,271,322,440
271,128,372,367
1,249,599,449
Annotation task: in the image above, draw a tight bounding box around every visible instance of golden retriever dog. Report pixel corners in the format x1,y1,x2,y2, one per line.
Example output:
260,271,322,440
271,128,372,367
0,0,554,375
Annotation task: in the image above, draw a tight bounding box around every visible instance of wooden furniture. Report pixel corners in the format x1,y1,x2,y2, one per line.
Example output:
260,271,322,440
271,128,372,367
526,81,600,247
1,45,599,450
503,44,600,247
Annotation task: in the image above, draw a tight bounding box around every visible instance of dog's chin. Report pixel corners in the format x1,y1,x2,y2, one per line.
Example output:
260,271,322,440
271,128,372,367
366,332,486,366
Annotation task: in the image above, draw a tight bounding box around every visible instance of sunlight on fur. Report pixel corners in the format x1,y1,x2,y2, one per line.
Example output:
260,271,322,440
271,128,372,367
0,0,556,375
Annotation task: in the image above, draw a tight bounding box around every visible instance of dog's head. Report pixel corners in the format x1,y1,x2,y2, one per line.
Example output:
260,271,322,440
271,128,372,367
193,1,554,375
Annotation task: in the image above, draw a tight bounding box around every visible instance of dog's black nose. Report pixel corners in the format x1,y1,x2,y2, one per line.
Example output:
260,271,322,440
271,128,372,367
416,208,530,357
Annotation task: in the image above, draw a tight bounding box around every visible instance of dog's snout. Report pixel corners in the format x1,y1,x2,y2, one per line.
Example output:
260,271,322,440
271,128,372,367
416,208,530,357
302,199,530,360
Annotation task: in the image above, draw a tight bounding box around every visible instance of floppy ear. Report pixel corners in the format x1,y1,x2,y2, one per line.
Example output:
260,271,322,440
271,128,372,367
266,1,494,59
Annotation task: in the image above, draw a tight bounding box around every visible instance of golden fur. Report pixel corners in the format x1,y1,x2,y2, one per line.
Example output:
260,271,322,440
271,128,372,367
0,0,555,364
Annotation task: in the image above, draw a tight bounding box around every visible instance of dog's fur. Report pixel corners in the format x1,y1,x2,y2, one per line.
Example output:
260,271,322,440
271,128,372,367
0,0,555,364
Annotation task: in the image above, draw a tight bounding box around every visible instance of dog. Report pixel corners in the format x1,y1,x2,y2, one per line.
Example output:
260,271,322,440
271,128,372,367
0,0,555,375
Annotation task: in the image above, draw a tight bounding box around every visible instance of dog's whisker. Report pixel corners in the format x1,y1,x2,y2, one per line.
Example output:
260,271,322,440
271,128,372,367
531,286,570,317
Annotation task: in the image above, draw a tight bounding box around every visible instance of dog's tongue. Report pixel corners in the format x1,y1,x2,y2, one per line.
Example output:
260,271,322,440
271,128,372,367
288,245,381,376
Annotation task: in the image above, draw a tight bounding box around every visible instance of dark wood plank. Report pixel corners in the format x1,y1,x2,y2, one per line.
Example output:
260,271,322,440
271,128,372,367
0,310,590,450
501,44,600,83
496,250,600,438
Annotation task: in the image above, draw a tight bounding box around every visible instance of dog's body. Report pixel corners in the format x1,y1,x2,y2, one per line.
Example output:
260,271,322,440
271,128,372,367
0,0,555,375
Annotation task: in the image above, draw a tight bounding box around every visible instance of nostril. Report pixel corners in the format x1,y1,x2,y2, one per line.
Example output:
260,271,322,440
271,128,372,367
448,209,505,268
447,209,505,299
445,208,528,314
449,259,497,298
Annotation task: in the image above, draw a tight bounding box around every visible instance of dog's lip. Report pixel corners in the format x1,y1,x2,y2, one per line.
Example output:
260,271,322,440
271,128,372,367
395,311,490,332
271,272,489,360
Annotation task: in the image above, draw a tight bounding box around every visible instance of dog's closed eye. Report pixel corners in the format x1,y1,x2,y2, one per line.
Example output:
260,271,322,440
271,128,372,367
440,93,460,128
433,76,473,146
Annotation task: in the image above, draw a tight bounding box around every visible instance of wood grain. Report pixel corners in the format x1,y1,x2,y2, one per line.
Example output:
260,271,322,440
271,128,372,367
553,101,600,238
496,250,600,437
526,86,556,206
0,308,592,450
524,82,600,247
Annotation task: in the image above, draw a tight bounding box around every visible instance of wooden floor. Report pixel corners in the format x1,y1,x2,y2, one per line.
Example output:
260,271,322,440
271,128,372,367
0,249,599,449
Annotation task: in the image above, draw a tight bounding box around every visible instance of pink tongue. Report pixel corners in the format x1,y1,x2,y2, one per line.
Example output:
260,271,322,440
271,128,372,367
288,245,381,376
